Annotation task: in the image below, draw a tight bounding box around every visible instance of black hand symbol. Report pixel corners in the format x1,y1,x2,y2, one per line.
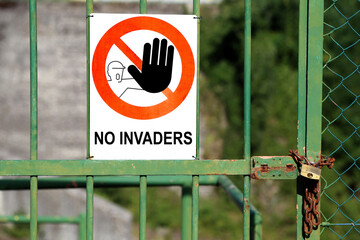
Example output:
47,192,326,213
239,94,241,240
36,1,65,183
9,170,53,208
128,38,174,93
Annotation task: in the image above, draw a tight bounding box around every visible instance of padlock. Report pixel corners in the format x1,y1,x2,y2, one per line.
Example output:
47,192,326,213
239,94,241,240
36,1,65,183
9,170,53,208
301,164,321,180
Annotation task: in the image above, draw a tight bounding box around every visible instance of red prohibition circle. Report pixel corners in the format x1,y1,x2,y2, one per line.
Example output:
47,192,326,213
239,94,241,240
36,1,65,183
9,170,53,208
92,16,195,120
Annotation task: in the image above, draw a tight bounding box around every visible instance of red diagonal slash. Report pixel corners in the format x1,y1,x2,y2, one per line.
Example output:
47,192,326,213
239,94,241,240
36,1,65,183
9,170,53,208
114,38,173,98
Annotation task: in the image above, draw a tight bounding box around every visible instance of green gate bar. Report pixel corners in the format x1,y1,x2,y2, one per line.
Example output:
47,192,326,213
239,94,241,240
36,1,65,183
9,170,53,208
0,176,219,190
0,159,249,176
181,183,192,240
296,0,324,239
86,176,94,240
193,0,201,237
191,175,199,240
139,176,147,240
86,0,94,239
243,0,252,239
29,0,38,238
297,0,308,238
138,3,147,239
304,0,324,239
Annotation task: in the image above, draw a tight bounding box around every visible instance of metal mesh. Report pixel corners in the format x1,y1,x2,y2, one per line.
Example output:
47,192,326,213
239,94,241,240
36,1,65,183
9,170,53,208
322,0,360,239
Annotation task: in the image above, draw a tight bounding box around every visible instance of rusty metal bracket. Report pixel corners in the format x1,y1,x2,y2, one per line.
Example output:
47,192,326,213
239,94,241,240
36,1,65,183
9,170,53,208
251,156,298,180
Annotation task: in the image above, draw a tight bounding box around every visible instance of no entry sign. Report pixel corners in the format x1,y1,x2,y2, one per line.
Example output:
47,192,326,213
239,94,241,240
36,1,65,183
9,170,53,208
89,14,198,160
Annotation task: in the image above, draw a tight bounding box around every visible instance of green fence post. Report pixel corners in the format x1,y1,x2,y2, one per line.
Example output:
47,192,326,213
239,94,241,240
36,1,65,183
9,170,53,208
297,0,324,239
140,0,147,14
251,213,263,240
86,0,94,239
297,0,308,238
305,0,324,239
181,183,192,240
79,212,86,240
29,0,38,238
86,176,94,240
139,176,147,240
192,0,201,238
243,0,252,239
192,175,199,240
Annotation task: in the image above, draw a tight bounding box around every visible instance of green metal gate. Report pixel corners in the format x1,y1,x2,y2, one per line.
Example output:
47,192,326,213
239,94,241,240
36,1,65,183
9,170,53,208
0,0,358,239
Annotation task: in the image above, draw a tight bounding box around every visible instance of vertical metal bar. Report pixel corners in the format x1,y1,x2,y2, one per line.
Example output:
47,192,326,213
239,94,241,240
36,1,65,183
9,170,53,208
297,0,308,239
139,175,147,240
86,1,94,240
181,184,192,240
30,0,38,162
140,0,147,14
297,0,323,239
192,175,199,240
192,0,201,239
86,176,94,240
30,176,38,240
29,0,38,238
194,0,200,161
252,213,263,240
243,0,252,239
305,0,324,239
86,0,93,161
306,1,323,159
79,212,86,240
243,176,251,240
139,2,147,237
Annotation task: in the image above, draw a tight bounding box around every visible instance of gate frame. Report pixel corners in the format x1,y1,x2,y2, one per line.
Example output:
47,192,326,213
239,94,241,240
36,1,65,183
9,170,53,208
0,0,327,239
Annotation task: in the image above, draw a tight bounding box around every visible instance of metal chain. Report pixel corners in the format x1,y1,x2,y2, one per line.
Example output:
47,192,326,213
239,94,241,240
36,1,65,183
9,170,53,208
289,150,335,236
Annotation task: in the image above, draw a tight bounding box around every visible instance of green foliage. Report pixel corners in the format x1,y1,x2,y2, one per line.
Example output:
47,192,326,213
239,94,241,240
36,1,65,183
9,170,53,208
1,211,30,240
201,0,299,158
3,223,30,240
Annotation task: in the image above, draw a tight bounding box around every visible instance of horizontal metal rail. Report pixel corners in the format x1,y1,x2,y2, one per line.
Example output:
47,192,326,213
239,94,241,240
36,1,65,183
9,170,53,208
0,176,219,190
0,159,249,176
0,215,83,224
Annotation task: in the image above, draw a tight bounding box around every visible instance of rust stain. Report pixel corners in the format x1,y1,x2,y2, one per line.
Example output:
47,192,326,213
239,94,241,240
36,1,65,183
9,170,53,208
252,165,296,179
250,173,258,179
72,180,78,187
260,164,269,173
286,164,296,172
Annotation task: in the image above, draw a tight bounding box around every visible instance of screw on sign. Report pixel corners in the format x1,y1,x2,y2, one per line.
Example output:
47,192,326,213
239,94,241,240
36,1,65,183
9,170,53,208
92,16,195,120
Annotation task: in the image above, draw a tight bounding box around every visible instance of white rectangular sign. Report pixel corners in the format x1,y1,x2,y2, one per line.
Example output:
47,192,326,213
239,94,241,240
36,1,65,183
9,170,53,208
90,14,198,160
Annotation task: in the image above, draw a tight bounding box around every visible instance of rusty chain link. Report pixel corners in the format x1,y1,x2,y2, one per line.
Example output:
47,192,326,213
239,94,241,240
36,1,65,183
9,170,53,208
289,150,335,236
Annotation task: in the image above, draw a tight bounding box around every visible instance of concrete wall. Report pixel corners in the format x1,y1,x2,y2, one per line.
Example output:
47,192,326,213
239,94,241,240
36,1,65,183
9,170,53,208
2,189,132,240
